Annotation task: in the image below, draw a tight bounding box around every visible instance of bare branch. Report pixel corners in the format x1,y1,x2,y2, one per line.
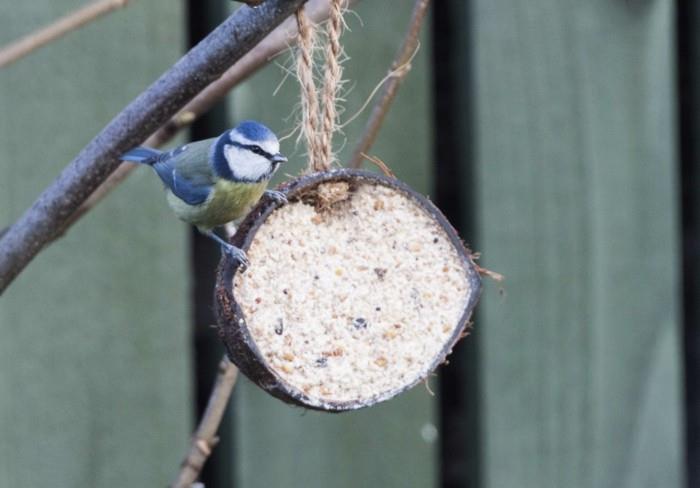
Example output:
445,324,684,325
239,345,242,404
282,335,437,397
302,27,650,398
171,356,239,488
0,0,308,294
349,0,430,168
0,0,129,69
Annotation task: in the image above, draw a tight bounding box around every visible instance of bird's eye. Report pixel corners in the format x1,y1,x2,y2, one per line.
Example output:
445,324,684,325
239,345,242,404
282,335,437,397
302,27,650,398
250,145,265,156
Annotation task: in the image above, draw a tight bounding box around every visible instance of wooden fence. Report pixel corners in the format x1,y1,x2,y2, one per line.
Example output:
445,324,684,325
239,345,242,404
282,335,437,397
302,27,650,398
0,1,686,487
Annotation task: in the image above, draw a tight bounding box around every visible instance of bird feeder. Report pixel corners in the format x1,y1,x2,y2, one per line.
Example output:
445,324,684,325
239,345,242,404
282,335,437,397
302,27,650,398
215,169,481,411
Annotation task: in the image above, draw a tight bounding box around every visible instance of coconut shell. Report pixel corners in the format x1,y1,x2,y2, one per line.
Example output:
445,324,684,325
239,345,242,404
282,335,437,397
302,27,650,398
215,169,481,411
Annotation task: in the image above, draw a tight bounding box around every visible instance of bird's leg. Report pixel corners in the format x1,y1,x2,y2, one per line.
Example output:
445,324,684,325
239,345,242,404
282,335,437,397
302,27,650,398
199,228,249,267
264,189,288,204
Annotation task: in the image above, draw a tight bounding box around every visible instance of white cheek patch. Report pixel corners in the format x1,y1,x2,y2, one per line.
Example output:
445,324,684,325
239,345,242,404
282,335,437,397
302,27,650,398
224,144,271,181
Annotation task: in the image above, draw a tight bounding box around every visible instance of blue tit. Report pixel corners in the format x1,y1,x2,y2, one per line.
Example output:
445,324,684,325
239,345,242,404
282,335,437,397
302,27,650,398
122,120,288,265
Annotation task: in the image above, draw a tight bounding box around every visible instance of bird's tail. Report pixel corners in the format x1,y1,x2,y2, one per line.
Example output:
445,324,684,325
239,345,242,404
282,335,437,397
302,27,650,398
121,147,163,164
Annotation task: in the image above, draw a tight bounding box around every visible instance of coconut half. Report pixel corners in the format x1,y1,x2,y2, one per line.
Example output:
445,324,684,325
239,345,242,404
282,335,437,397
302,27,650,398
215,169,481,411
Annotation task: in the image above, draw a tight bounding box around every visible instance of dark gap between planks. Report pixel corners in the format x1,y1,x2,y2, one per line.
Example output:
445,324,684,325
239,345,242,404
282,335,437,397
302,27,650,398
432,1,481,487
677,1,700,486
188,0,235,486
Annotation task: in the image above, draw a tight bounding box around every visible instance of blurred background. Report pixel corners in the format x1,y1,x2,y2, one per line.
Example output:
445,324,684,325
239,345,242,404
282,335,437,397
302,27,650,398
0,0,690,487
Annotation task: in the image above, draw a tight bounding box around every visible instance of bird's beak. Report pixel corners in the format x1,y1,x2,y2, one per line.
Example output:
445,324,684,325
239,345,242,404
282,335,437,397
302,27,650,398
271,154,287,164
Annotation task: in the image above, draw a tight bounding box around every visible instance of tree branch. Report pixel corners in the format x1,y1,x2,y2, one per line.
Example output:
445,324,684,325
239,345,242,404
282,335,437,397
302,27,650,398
0,0,349,290
0,0,308,294
0,0,129,69
349,0,430,168
171,356,239,488
52,0,342,240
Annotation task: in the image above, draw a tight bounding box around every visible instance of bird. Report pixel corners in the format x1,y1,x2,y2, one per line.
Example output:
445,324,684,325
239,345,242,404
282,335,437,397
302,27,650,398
122,120,288,266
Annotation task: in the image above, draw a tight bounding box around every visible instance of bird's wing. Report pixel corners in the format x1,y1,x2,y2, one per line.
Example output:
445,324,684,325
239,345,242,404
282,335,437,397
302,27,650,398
151,139,216,206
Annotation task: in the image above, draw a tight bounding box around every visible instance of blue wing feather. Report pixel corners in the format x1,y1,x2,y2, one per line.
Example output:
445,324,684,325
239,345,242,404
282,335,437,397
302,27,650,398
152,162,212,205
122,147,163,163
156,141,215,205
124,140,216,206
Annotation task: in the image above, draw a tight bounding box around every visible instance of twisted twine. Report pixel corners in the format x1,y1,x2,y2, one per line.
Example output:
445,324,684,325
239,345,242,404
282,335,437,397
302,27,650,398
295,7,321,171
318,0,344,168
296,0,345,172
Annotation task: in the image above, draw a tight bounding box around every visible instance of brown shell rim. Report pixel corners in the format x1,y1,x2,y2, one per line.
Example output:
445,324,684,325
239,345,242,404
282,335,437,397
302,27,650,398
214,168,482,412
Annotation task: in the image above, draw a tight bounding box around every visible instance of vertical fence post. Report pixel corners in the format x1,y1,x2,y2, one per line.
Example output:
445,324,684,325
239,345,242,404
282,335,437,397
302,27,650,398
0,1,190,486
466,1,684,487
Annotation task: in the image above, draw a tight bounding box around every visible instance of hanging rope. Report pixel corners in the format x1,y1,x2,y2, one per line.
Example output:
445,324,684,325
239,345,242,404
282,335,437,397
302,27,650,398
318,0,344,168
296,0,345,173
295,7,321,171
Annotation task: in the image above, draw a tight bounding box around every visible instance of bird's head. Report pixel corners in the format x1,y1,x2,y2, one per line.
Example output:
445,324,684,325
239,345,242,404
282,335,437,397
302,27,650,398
212,120,287,183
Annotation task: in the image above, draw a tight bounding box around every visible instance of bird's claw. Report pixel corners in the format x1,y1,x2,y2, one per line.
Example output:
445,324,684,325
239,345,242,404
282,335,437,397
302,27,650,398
222,244,249,268
265,189,288,204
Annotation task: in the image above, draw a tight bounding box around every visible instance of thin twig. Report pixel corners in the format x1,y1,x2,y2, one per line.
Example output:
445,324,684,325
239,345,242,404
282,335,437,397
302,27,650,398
359,152,395,178
0,0,351,265
349,0,430,168
0,0,309,295
171,356,239,488
0,0,129,69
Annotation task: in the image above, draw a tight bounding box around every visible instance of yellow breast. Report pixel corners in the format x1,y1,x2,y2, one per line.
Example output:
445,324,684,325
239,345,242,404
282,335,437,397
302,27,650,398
166,179,268,229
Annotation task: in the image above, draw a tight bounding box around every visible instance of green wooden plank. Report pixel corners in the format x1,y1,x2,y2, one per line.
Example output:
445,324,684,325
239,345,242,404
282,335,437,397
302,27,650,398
465,1,684,487
0,2,190,487
225,3,437,487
